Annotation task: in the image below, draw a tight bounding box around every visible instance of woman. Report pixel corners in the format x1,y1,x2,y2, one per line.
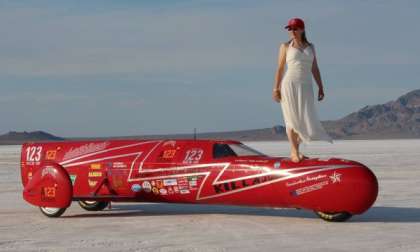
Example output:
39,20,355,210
273,17,333,163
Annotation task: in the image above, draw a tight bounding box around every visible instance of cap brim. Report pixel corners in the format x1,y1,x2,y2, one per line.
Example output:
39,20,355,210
285,25,303,30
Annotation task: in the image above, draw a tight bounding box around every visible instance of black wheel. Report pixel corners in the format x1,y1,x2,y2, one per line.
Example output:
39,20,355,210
78,200,109,211
315,211,353,222
39,207,67,218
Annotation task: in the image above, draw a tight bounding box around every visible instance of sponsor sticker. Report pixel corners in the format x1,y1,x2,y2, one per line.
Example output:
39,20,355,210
173,186,179,193
88,171,102,177
88,180,98,188
167,187,174,194
90,163,102,170
180,189,190,194
131,184,142,192
27,171,33,180
156,180,164,189
142,181,152,193
70,175,77,185
163,178,177,186
189,180,197,186
112,162,127,168
274,161,281,169
159,188,168,195
152,187,159,195
45,150,57,160
177,177,189,190
290,180,329,197
188,176,198,190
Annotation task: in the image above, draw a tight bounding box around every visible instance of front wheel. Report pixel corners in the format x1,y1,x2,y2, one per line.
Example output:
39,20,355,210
78,200,109,211
315,211,353,222
39,207,67,218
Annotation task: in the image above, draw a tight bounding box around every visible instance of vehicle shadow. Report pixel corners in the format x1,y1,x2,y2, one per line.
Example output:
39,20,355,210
63,203,420,223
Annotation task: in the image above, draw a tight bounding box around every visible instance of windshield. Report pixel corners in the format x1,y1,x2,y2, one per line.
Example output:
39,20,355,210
213,143,266,159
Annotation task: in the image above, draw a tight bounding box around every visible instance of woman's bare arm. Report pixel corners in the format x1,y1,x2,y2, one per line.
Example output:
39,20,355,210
310,44,325,101
273,43,287,102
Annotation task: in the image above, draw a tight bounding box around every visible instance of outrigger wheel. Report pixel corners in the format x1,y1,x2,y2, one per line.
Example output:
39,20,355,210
39,207,67,218
78,200,109,211
315,211,353,222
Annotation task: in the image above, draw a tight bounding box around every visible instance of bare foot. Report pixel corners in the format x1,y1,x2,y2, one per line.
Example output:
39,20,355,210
299,153,309,159
290,153,302,163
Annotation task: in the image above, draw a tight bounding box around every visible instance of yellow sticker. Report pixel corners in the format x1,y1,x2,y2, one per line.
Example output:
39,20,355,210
90,163,101,170
88,171,102,177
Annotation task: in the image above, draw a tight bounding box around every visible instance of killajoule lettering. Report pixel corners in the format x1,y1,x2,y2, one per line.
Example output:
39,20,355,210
213,175,274,194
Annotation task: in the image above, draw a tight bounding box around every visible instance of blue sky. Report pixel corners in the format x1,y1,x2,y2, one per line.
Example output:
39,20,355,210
1,0,419,137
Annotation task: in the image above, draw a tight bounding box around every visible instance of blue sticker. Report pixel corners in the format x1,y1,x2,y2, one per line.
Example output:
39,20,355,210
274,161,281,169
131,184,142,192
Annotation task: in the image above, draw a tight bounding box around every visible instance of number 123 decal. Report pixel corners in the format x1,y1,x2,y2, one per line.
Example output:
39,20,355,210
183,148,204,164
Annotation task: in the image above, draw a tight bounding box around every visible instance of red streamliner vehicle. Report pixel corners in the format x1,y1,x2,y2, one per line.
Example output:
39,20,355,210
20,139,378,222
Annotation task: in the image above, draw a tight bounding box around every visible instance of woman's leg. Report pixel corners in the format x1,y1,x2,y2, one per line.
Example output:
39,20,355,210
295,133,308,159
286,128,301,162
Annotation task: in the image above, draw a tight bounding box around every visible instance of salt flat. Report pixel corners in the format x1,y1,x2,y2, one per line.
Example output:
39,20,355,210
0,140,419,252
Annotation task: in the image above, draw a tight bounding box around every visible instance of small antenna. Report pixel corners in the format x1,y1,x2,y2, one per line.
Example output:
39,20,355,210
193,128,197,140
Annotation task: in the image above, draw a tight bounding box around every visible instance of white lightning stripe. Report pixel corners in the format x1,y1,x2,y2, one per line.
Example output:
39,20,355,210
134,172,210,181
62,152,142,168
211,164,353,185
196,165,357,200
60,141,159,165
136,162,230,174
127,141,163,182
137,140,164,172
124,157,358,201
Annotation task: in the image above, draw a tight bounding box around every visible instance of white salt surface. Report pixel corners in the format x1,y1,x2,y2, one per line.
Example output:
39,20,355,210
0,140,419,251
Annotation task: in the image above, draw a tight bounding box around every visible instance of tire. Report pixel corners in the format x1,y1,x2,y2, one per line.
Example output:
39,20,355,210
78,200,109,211
39,207,67,218
315,211,353,222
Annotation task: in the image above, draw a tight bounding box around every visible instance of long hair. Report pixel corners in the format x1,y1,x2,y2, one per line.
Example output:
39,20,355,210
301,31,310,45
288,31,311,46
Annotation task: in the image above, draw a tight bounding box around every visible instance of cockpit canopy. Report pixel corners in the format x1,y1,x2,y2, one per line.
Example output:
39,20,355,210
213,143,266,159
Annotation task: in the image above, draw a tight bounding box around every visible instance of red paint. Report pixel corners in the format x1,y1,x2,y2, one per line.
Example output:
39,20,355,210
20,139,378,216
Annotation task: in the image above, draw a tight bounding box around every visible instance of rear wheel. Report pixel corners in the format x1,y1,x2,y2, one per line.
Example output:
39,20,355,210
78,200,109,211
315,211,353,222
39,207,67,218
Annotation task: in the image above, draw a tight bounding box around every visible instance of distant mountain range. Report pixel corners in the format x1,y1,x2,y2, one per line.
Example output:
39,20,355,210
1,89,419,144
0,131,64,145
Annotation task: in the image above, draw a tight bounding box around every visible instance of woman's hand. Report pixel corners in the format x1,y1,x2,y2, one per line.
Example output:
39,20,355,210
318,88,325,101
272,89,281,103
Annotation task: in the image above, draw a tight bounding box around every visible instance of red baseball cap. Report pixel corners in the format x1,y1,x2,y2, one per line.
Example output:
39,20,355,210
285,18,305,30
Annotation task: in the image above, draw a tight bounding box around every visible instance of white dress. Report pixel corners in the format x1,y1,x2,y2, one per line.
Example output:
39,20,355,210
280,40,333,143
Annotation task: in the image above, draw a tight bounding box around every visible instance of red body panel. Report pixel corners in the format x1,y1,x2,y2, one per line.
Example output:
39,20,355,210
20,139,378,215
